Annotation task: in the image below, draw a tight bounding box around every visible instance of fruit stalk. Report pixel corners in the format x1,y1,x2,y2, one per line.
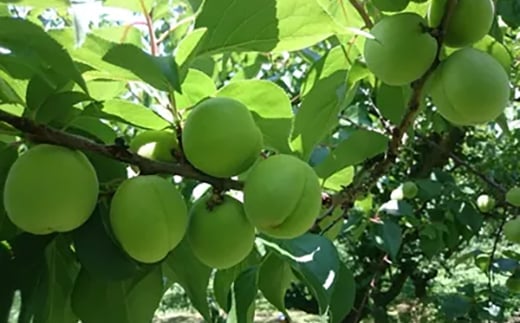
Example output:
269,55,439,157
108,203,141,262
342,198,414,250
0,109,242,191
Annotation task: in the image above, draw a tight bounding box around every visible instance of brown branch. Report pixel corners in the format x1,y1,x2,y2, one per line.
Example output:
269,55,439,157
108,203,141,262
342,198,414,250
347,0,373,29
0,110,243,191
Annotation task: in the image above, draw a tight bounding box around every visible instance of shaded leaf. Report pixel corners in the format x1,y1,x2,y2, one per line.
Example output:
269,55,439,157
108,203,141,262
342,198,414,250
226,267,259,323
329,263,356,323
258,252,294,313
163,239,212,322
0,143,19,240
91,99,170,130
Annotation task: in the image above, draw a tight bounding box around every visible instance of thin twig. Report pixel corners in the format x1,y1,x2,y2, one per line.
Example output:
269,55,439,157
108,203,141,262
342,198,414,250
348,0,373,29
487,217,508,293
0,110,242,191
155,16,196,45
139,0,158,56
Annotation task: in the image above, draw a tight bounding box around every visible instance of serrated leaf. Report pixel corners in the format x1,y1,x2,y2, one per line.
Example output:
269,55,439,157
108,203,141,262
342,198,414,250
93,99,170,130
71,266,164,323
261,233,340,314
217,80,293,153
329,263,355,323
193,0,337,56
226,267,259,323
163,239,212,322
0,17,87,92
176,68,216,110
291,71,349,160
35,91,92,124
315,129,388,178
0,76,24,105
103,44,181,92
258,252,294,313
86,79,127,101
376,83,411,125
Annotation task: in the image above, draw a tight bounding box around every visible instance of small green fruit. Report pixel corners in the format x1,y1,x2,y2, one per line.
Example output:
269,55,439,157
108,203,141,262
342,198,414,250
506,187,520,207
187,195,255,269
373,0,410,12
129,130,178,162
244,154,322,239
109,175,188,263
428,0,494,48
319,208,344,240
4,144,99,234
182,97,263,178
364,12,438,85
472,35,513,73
402,181,418,199
429,48,510,125
476,194,495,213
503,217,520,244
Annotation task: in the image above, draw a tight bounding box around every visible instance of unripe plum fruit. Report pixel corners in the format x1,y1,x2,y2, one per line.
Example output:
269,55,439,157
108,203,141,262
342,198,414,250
372,0,409,12
364,13,438,86
182,97,263,178
187,194,255,269
402,181,418,199
129,130,178,162
506,187,520,207
243,154,322,239
109,175,188,263
428,0,494,48
429,48,510,125
476,194,495,213
503,217,520,244
3,144,99,235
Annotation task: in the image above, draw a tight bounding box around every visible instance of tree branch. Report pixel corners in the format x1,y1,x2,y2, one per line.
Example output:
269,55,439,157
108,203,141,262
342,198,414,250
0,110,243,191
348,0,373,28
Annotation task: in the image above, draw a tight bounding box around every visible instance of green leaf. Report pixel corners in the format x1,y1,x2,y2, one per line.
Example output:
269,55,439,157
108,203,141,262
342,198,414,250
71,266,164,323
329,263,355,323
257,252,294,313
314,129,388,178
84,152,127,183
301,45,354,97
375,83,412,125
456,202,483,233
213,251,261,312
291,71,349,160
35,91,92,124
217,80,294,153
92,99,170,130
375,220,402,260
103,44,181,92
316,0,364,29
0,143,19,240
0,17,87,93
176,68,216,110
193,0,337,56
261,233,340,314
163,239,212,322
72,204,142,282
86,80,127,101
321,166,354,192
0,75,24,105
32,237,79,323
226,267,259,323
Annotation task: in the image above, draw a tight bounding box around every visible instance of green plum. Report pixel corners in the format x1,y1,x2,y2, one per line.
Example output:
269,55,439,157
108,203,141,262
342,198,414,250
243,154,322,239
364,12,438,85
506,187,520,207
503,217,520,244
476,194,495,213
109,175,188,263
187,194,256,269
428,0,494,48
429,48,510,125
4,144,99,235
129,130,178,162
182,97,263,178
373,0,410,12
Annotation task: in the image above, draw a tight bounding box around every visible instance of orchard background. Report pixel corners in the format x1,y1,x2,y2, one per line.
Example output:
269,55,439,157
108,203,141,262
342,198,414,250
0,0,520,322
